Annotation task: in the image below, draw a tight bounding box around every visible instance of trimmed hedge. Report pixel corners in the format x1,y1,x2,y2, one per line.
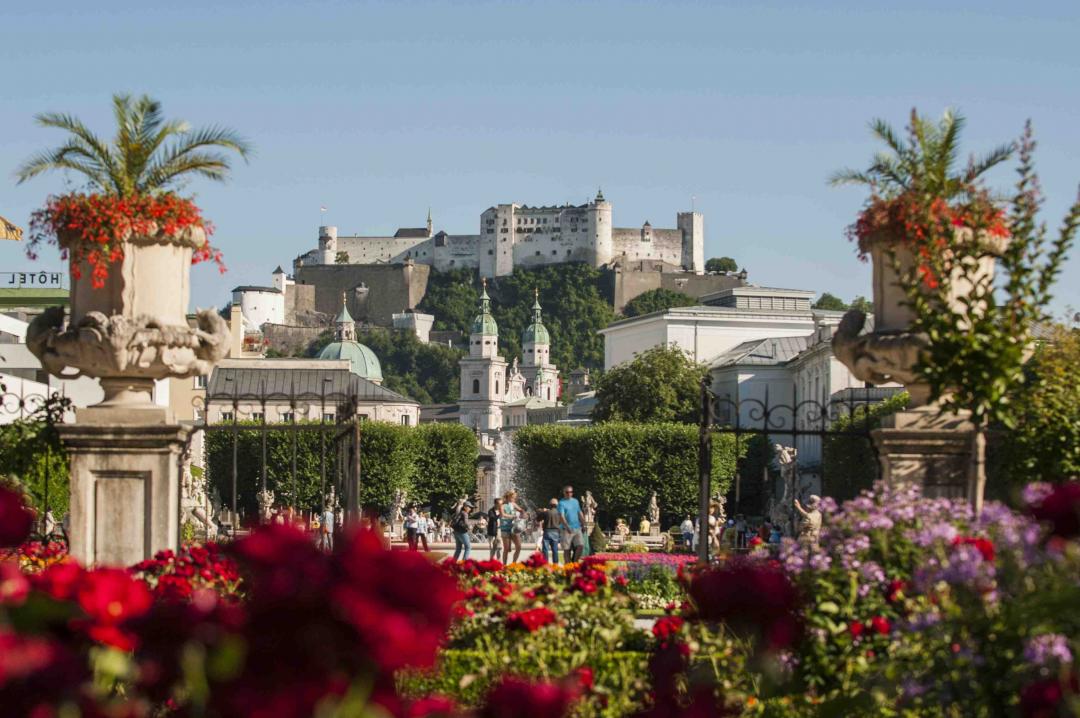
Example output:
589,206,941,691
513,423,741,529
206,421,478,517
822,391,908,501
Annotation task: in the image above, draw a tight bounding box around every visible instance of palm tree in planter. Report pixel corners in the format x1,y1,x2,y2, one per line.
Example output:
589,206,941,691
833,111,1079,513
19,94,251,407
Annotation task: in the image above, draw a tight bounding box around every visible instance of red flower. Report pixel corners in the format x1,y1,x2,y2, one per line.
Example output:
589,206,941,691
652,615,684,646
849,620,865,639
1029,482,1080,540
0,485,34,547
1020,674,1079,718
406,694,460,717
479,676,580,718
0,561,29,606
506,606,558,633
885,579,905,603
686,557,802,651
523,552,547,569
870,615,891,636
952,536,996,562
73,568,153,650
31,562,85,601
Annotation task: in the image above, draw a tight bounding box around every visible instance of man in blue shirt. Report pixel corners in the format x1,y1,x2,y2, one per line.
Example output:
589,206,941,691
557,485,585,563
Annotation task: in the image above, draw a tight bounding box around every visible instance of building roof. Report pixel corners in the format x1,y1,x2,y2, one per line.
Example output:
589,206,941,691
207,365,415,404
232,285,281,294
0,288,68,309
709,335,811,368
394,227,429,238
600,305,815,333
503,396,559,409
317,340,383,382
419,403,461,422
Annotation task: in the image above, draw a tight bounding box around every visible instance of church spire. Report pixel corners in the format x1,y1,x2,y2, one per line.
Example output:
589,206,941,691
471,277,498,337
426,207,433,236
335,291,356,342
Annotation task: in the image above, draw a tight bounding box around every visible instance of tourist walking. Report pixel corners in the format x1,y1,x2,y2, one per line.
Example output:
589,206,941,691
501,490,524,564
487,499,503,562
680,515,694,551
451,501,473,561
417,512,431,551
404,507,419,551
539,498,567,564
557,485,585,564
320,504,335,551
735,514,748,550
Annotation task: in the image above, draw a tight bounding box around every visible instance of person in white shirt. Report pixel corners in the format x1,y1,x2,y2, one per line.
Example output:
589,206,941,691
680,516,694,550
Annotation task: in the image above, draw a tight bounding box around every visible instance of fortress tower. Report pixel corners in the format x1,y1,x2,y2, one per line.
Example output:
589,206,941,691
587,189,613,268
318,225,338,265
676,211,704,275
458,280,507,431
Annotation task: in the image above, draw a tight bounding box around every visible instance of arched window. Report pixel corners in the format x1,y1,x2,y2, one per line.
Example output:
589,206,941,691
472,379,480,394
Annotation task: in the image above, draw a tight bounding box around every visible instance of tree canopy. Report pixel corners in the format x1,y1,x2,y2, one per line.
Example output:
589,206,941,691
813,293,848,311
705,256,739,273
592,345,706,424
622,288,697,318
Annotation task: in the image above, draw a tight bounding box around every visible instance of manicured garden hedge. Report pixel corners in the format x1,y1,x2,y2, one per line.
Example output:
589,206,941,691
513,422,739,529
206,421,477,516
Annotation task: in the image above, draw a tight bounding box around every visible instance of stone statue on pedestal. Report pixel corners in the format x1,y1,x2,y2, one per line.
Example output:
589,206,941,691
390,488,407,539
647,491,661,535
256,488,275,524
582,490,598,529
770,444,798,536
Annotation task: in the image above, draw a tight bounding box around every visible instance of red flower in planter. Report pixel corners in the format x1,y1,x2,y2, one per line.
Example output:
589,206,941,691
506,606,557,632
0,486,34,548
1028,482,1080,540
686,557,802,651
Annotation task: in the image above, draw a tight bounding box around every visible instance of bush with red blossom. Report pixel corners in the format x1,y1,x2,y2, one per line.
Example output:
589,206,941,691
0,484,34,547
129,542,241,601
506,606,558,632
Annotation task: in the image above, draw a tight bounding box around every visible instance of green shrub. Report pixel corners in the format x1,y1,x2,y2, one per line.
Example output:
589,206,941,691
821,391,908,500
514,423,740,529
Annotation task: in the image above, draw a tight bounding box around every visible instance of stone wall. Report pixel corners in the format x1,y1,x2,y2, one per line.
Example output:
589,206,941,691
262,324,328,356
293,262,431,327
608,264,746,313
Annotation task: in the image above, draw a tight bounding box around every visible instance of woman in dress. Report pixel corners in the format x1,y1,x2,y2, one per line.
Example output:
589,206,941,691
500,489,524,564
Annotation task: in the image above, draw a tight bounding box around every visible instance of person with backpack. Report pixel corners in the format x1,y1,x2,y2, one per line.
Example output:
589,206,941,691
451,500,473,561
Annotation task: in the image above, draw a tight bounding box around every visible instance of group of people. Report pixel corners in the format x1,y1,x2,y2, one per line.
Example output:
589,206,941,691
481,485,587,565
267,505,339,551
678,495,824,552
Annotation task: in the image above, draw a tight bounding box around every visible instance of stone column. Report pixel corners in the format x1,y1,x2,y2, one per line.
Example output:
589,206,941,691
870,407,972,499
60,406,192,567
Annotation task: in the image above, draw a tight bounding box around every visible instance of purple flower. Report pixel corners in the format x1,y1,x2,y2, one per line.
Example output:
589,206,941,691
1024,633,1073,669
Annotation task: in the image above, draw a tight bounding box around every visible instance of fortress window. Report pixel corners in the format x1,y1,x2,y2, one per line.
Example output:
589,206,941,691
472,379,480,394
566,249,571,255
535,251,541,256
487,229,494,234
488,250,494,255
552,250,557,255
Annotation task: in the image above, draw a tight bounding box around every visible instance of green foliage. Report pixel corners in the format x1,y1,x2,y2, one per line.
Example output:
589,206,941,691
17,93,251,196
593,345,706,424
812,292,848,311
994,325,1080,491
334,251,349,264
829,107,1012,200
621,288,696,318
0,398,69,519
822,392,909,501
514,422,741,529
418,263,615,371
849,295,874,314
205,421,477,517
705,256,739,273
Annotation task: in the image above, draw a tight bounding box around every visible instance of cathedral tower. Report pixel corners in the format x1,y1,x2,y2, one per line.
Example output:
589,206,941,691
520,288,560,402
459,279,507,431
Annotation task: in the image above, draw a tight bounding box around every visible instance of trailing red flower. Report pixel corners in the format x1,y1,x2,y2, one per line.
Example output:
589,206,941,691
506,606,558,632
28,192,224,288
1028,481,1080,540
0,485,34,547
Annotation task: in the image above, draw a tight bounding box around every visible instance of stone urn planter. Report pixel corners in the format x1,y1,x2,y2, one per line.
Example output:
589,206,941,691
835,228,1005,408
27,226,230,408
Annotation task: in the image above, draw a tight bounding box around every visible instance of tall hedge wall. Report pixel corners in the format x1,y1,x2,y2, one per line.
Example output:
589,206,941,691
512,423,742,530
206,421,478,518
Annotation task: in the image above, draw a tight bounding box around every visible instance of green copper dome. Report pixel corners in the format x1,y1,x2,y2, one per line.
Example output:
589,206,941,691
318,340,383,382
471,281,498,336
522,290,549,345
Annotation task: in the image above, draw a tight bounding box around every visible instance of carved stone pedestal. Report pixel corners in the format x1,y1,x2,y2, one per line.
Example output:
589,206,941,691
871,408,973,499
60,406,192,567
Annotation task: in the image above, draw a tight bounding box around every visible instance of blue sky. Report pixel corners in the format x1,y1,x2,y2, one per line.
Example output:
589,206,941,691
2,0,1078,315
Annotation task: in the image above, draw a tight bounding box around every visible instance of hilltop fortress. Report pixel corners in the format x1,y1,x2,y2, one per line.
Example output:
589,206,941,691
297,190,705,277
234,191,744,349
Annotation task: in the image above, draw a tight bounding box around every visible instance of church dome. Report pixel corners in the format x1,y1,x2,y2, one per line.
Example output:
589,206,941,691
522,289,549,345
472,281,498,336
318,340,383,383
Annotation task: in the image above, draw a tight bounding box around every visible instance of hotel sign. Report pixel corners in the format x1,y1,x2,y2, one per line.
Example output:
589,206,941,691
2,271,65,288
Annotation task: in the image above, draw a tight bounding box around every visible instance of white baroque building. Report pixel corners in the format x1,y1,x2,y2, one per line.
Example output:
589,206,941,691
297,190,704,278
